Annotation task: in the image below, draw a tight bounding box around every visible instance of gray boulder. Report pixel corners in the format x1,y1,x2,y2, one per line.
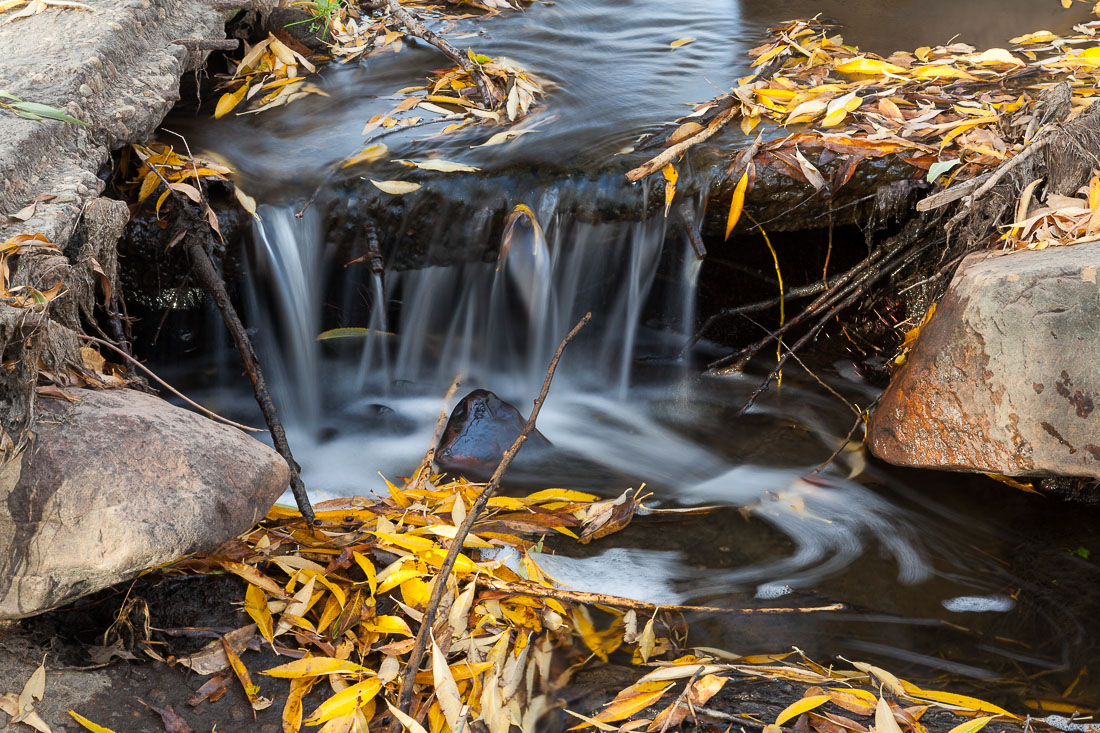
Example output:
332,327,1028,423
868,243,1100,480
0,388,289,619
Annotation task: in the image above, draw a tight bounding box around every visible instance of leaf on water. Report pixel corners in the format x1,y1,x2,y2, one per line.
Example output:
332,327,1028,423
340,143,389,168
777,694,831,725
726,170,749,240
472,128,538,147
233,186,260,221
214,85,248,118
405,159,481,172
368,179,421,194
670,37,696,48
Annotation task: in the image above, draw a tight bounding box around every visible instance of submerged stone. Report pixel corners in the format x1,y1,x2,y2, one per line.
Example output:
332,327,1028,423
435,389,552,481
0,388,289,619
868,243,1100,482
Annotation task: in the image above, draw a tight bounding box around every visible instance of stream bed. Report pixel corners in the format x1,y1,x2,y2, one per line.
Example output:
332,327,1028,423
151,0,1100,715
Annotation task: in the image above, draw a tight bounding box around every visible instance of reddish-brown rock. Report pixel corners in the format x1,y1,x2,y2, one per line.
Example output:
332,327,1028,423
868,243,1100,480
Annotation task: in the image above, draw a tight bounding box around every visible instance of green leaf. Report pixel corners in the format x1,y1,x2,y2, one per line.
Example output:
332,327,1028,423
11,101,87,126
926,158,962,183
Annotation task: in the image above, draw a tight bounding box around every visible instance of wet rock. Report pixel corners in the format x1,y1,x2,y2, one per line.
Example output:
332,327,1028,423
0,388,289,619
435,389,551,481
868,243,1100,481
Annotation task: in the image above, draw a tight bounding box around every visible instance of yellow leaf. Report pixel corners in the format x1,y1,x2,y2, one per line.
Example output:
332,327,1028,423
400,577,431,608
386,701,430,733
362,615,413,636
1010,30,1058,45
219,561,289,599
906,690,1015,717
595,682,674,723
949,717,998,733
472,128,539,148
853,662,906,697
369,179,421,195
352,551,377,596
662,163,677,217
834,57,906,75
911,65,977,80
876,697,905,733
138,171,160,202
244,583,274,645
214,84,249,118
725,171,749,240
376,564,423,594
670,37,696,48
340,143,389,168
262,657,373,678
305,678,382,725
825,687,877,715
777,695,831,725
524,488,599,502
432,637,464,732
68,712,117,733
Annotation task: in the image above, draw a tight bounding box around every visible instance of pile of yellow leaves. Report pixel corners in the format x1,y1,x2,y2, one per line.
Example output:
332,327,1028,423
629,15,1100,242
0,233,64,308
61,459,1026,733
214,33,328,118
215,4,545,131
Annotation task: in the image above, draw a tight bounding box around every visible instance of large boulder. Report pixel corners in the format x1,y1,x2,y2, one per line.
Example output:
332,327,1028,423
868,243,1100,480
0,388,289,619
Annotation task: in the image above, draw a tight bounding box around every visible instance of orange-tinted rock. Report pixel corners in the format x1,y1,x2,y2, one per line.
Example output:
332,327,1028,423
868,243,1100,480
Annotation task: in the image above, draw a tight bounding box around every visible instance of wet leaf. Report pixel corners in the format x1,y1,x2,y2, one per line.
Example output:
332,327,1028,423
726,170,749,240
341,143,389,168
368,179,422,194
214,85,248,118
405,159,481,172
473,128,538,147
670,37,696,48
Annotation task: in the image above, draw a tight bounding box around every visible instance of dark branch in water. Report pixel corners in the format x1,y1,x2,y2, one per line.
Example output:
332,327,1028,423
676,201,707,260
391,312,592,733
140,152,316,523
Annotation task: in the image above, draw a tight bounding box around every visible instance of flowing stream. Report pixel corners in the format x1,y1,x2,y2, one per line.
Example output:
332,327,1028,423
157,0,1100,711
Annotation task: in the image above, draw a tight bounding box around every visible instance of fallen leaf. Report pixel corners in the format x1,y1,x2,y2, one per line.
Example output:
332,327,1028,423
368,179,422,194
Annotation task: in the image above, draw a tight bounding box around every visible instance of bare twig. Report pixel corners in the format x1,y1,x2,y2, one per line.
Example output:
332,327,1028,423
626,104,739,182
140,157,315,523
391,313,592,732
77,334,261,433
474,577,846,616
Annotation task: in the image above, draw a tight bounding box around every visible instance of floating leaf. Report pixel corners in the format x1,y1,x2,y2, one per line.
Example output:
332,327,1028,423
368,179,422,194
670,37,696,48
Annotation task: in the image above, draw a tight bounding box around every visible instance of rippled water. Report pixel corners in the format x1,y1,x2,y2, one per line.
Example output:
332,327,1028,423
154,0,1100,713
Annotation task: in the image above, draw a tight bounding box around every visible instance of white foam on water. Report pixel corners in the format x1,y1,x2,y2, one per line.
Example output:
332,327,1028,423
942,595,1017,613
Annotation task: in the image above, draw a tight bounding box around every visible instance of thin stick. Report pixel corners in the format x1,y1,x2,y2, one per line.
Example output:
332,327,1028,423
812,403,874,475
626,104,739,182
475,577,846,616
185,239,316,524
390,312,592,732
77,334,261,433
416,374,462,484
140,150,316,523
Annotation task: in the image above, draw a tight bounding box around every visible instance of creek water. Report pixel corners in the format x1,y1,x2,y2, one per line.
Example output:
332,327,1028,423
159,0,1100,714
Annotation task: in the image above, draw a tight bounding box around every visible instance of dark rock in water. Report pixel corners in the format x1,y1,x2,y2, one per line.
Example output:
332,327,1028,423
435,389,551,481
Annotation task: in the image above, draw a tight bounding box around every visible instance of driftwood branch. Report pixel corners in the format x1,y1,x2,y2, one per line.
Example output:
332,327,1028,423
390,312,592,733
475,577,846,616
184,240,315,524
626,104,739,182
140,156,316,523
